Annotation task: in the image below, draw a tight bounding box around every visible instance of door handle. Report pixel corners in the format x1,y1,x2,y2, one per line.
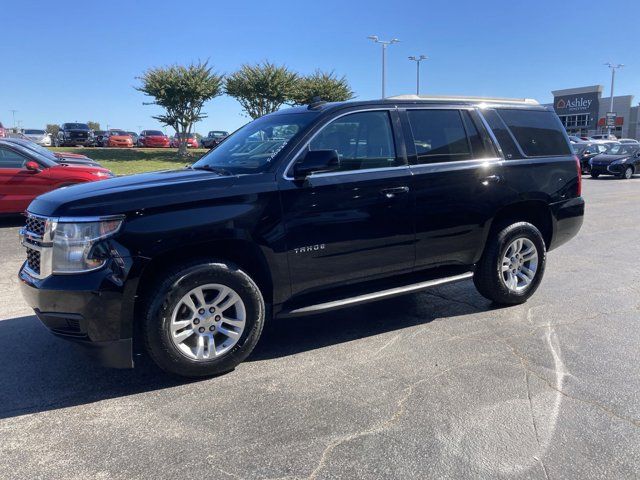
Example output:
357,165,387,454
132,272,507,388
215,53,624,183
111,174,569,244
481,175,502,185
380,186,410,198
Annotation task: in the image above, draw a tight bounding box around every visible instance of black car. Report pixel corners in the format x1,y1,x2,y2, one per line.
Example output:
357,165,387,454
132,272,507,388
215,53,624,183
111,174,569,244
572,142,608,173
56,123,94,147
92,130,108,147
590,144,640,179
18,97,584,377
127,131,139,145
0,137,103,167
201,130,229,148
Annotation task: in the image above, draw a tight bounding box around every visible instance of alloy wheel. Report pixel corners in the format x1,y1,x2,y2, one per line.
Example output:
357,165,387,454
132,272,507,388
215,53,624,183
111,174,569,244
170,284,246,361
501,238,538,293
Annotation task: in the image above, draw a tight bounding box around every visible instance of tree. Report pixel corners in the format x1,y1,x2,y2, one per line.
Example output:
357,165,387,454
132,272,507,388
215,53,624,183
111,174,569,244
137,62,224,156
225,62,298,119
87,121,100,131
46,124,59,137
291,70,354,106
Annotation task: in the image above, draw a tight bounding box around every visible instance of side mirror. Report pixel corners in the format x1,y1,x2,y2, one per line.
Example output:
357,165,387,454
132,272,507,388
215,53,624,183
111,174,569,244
293,149,340,179
25,161,41,172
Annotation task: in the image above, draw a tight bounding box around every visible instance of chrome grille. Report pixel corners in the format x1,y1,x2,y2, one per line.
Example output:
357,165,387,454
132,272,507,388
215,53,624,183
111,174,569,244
25,215,46,236
26,247,41,274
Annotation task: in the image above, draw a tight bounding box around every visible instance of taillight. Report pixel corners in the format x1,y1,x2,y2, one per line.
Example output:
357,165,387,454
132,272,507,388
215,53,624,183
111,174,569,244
574,155,582,196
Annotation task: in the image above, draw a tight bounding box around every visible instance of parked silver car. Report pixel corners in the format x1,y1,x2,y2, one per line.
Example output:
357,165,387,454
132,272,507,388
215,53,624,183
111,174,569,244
22,129,52,146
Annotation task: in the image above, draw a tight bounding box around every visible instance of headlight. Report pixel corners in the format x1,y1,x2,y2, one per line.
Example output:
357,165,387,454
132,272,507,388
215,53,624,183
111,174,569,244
51,218,123,273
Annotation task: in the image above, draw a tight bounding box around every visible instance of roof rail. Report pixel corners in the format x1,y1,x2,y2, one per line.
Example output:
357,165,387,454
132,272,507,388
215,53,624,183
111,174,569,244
387,94,540,105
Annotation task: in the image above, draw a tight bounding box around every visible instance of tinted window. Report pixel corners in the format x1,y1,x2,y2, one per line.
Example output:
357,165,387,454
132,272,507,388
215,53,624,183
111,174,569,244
308,111,399,171
497,109,572,157
481,109,522,160
63,123,89,130
406,110,471,164
0,147,27,168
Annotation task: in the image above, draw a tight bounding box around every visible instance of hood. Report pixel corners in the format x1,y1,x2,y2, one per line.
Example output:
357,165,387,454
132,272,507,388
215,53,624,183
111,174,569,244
110,135,132,141
591,154,630,165
147,135,168,140
28,169,274,217
56,157,102,167
49,163,111,175
64,129,90,133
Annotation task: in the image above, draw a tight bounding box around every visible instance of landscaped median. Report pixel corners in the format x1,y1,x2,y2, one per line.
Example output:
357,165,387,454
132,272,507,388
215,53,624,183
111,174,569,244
48,147,209,176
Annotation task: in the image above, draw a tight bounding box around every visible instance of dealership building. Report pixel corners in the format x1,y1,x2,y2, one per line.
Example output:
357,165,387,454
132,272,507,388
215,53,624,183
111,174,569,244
546,85,639,139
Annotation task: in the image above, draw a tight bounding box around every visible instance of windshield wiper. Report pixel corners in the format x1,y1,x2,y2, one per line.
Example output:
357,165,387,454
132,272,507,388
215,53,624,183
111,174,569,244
189,164,232,176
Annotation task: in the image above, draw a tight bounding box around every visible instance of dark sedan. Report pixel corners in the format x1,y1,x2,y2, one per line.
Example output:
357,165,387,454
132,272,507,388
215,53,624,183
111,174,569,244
573,143,608,174
590,144,640,179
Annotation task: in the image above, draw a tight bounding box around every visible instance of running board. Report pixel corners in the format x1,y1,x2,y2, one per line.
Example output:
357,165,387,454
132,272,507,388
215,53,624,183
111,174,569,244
280,271,473,317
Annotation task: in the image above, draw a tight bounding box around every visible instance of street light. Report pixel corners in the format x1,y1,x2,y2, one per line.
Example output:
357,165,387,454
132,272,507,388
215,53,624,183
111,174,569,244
10,110,17,130
604,62,624,135
367,35,400,98
408,55,428,95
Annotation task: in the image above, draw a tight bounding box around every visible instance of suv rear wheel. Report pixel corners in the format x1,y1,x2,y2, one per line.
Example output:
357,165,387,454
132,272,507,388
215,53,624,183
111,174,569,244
473,222,546,305
143,260,265,377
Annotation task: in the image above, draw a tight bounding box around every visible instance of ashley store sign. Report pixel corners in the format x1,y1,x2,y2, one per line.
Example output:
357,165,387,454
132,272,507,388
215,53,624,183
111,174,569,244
554,92,599,114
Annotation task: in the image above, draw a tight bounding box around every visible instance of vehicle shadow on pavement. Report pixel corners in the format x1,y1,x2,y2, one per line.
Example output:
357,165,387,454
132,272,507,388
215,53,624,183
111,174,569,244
0,216,24,228
0,284,492,420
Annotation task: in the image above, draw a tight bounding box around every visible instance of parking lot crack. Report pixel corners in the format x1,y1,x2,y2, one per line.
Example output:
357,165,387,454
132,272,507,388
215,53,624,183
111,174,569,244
523,365,551,480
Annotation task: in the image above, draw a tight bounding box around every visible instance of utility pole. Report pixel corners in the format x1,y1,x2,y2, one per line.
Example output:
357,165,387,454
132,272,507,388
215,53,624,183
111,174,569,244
408,55,428,95
604,63,623,135
367,36,400,98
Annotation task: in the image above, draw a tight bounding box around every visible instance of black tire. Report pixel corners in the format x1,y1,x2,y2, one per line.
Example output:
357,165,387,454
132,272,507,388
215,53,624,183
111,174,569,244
591,172,600,179
622,166,633,180
143,260,265,377
473,222,546,305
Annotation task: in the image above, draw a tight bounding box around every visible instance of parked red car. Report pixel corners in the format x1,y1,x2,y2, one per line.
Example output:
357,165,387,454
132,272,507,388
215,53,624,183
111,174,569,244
0,122,6,138
138,130,170,148
170,133,199,148
0,140,113,214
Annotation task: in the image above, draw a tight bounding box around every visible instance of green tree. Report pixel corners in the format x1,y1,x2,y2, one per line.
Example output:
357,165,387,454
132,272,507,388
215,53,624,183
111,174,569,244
225,62,298,119
46,124,59,137
87,121,101,131
137,62,224,156
291,70,354,106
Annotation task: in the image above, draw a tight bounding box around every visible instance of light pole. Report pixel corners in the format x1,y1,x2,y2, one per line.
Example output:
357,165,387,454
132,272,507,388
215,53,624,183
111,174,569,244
604,62,623,135
10,110,17,130
367,36,400,98
408,55,428,95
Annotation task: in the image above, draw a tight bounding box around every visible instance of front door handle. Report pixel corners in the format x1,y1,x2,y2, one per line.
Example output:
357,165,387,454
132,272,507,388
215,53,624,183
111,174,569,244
380,186,410,198
481,175,502,185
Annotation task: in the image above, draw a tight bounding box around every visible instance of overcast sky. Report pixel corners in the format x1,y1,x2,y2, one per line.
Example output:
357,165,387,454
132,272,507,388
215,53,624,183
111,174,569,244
2,0,639,134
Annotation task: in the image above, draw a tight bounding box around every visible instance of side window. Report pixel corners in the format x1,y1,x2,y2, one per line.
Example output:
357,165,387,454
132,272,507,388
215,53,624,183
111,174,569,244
497,109,572,157
0,148,26,168
481,109,523,160
406,109,471,164
308,111,399,171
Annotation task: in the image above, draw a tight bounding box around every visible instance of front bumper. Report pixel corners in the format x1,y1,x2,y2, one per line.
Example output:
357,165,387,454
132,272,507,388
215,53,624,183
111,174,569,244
18,254,146,369
590,163,626,175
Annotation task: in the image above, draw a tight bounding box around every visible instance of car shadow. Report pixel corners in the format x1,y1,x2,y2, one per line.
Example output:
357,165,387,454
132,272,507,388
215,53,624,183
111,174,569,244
0,283,494,420
0,215,24,228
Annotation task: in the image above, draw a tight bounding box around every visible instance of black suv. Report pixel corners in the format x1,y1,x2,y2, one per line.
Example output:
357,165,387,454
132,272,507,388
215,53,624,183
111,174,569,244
19,97,584,377
56,122,94,147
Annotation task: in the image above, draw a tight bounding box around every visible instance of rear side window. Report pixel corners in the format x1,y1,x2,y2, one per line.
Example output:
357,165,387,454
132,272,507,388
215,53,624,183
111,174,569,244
481,109,522,160
497,109,572,157
406,110,471,164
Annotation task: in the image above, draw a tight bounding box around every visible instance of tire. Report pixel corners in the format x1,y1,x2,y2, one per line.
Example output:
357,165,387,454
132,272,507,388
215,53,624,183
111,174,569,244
143,260,265,377
622,166,633,179
473,222,546,305
591,172,600,179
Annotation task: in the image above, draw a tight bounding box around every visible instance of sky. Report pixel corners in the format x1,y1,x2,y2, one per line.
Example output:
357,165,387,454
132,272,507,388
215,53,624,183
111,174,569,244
2,0,639,135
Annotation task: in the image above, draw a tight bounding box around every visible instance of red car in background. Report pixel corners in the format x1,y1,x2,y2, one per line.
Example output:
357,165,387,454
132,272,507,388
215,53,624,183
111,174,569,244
138,130,170,148
106,129,134,148
170,133,199,148
0,122,5,138
0,140,113,214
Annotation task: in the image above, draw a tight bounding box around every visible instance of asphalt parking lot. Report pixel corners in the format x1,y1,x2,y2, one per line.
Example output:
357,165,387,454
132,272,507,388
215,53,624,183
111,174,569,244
0,177,639,480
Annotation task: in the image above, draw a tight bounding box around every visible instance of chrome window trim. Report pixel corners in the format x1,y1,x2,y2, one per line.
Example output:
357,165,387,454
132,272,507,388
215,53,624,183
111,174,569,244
306,165,411,179
282,107,404,180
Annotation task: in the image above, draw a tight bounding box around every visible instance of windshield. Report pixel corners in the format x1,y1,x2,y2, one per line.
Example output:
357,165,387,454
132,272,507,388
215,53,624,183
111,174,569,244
606,144,639,156
6,143,57,168
64,123,89,130
3,138,57,161
147,130,164,136
110,130,128,136
210,131,228,137
24,129,45,135
193,112,317,174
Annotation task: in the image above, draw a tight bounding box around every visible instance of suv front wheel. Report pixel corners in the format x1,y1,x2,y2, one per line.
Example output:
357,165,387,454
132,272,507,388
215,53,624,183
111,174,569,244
143,260,265,377
474,222,546,305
